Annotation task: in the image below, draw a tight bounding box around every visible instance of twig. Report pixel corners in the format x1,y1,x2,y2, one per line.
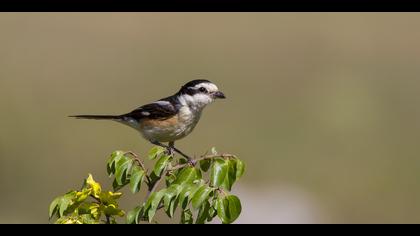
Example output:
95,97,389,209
125,151,146,170
217,188,228,197
198,153,237,160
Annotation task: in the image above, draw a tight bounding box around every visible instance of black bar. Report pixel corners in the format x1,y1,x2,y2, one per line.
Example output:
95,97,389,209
0,0,418,12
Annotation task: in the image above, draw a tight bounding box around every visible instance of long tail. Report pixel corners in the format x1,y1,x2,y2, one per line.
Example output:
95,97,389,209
69,115,122,120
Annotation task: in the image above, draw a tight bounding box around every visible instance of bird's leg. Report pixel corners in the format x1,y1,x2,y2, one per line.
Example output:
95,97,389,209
169,141,196,165
168,141,175,157
151,141,194,164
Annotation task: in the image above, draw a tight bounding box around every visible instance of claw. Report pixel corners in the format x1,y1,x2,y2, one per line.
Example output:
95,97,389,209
165,147,175,156
187,158,197,166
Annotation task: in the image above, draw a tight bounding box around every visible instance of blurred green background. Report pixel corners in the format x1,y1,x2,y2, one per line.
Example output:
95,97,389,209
1,13,420,223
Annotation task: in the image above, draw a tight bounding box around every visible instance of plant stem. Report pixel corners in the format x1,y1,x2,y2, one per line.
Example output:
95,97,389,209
125,151,146,170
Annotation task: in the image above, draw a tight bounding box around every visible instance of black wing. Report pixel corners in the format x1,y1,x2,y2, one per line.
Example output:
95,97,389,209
123,99,179,121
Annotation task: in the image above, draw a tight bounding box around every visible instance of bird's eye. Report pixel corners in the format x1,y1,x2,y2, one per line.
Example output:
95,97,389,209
199,87,207,93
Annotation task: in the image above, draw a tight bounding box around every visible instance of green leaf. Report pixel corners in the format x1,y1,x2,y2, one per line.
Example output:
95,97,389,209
180,209,193,224
88,202,101,220
199,159,212,172
59,191,76,217
129,166,145,194
79,214,99,224
210,159,228,187
178,158,188,165
210,147,218,155
216,195,242,224
216,196,228,224
235,159,245,179
103,204,125,217
107,150,125,176
173,167,199,185
148,146,166,160
112,178,123,191
49,197,61,219
148,171,160,186
165,172,177,186
115,157,133,186
196,168,203,180
191,185,213,209
153,155,171,177
226,195,242,223
99,191,122,206
207,203,217,222
178,183,200,209
221,159,237,191
127,206,142,224
55,216,77,224
75,188,91,203
195,200,211,224
168,197,179,218
77,202,93,215
162,184,182,216
145,191,164,222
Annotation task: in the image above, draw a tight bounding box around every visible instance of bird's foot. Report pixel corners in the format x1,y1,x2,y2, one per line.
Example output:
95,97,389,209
187,157,197,166
171,147,195,165
151,141,196,165
165,147,175,157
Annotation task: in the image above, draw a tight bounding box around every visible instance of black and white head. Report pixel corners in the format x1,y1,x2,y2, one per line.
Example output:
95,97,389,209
177,80,226,110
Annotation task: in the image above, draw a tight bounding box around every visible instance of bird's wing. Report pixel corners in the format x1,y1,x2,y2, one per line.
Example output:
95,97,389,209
123,100,179,120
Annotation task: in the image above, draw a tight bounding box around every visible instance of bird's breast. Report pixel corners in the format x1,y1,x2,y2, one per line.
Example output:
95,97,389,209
139,106,201,142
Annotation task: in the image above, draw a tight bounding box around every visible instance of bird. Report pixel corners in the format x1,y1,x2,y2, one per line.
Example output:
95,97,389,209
70,79,226,162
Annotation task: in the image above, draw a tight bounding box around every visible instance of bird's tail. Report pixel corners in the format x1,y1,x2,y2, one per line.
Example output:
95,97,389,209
69,115,122,120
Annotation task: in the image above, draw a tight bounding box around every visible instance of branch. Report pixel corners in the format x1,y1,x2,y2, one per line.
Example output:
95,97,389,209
125,151,146,170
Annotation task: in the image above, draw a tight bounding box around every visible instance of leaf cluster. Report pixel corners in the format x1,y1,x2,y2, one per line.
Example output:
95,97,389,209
49,174,124,224
50,147,245,224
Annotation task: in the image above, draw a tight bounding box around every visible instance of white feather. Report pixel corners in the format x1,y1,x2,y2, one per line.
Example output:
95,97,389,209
194,82,219,93
153,100,171,106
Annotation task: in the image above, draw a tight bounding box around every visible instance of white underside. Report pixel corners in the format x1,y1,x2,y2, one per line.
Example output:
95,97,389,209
140,106,202,143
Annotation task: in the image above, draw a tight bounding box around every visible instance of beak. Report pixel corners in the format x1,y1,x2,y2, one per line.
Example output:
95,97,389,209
213,91,226,99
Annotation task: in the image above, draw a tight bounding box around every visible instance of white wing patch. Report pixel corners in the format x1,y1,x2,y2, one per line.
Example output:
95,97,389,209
153,100,171,106
141,111,150,116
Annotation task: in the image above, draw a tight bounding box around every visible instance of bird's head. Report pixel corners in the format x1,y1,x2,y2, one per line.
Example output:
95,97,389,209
177,79,226,110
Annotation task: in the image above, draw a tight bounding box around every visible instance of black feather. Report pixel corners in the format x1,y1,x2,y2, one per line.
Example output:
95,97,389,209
123,100,178,121
182,79,211,88
178,79,212,96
